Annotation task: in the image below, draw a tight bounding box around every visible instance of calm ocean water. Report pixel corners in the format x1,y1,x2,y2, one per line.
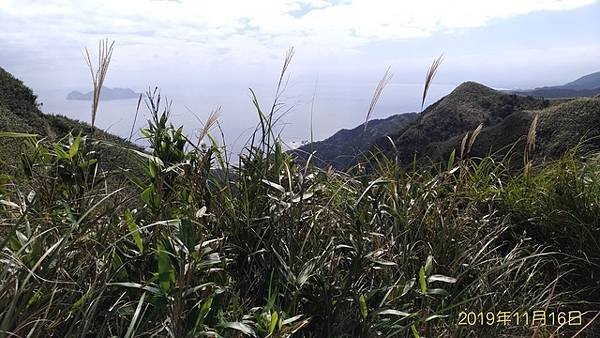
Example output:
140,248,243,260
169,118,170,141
35,82,456,154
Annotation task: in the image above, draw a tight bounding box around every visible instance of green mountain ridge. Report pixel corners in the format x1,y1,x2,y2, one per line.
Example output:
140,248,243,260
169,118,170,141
372,81,549,165
295,79,600,170
378,81,600,166
425,97,600,164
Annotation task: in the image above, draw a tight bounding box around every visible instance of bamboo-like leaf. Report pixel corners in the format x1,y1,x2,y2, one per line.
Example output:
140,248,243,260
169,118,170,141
401,279,415,297
194,296,213,330
125,209,143,254
282,314,303,325
427,275,457,284
424,314,450,322
269,310,279,335
0,131,39,138
219,322,257,337
427,288,449,296
180,218,195,252
157,243,175,291
359,294,368,319
418,266,427,294
107,282,160,294
411,324,421,338
376,309,411,317
447,149,456,172
68,137,80,159
262,179,285,193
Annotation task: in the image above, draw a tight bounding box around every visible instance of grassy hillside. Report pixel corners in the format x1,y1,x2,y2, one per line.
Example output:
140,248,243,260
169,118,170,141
0,66,140,176
368,82,549,166
423,96,600,166
536,97,600,156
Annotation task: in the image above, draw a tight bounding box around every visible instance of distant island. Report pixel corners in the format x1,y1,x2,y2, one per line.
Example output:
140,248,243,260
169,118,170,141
66,87,140,101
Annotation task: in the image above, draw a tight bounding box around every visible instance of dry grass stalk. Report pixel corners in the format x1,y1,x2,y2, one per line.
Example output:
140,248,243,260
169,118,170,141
271,47,295,115
468,123,483,154
460,132,469,158
364,66,393,131
197,107,222,146
84,39,115,130
421,54,444,112
527,114,539,153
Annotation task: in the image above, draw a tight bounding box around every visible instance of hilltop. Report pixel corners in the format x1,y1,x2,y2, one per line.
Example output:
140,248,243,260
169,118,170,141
372,81,550,165
0,66,141,176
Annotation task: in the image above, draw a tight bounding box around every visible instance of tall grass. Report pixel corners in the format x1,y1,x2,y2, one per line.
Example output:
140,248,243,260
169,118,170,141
0,52,599,337
84,39,114,130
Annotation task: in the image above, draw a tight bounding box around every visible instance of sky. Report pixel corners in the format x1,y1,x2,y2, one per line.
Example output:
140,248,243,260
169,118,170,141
1,0,599,147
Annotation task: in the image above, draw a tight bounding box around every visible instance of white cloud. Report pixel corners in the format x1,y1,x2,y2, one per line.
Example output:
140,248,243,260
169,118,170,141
1,0,597,63
0,0,598,91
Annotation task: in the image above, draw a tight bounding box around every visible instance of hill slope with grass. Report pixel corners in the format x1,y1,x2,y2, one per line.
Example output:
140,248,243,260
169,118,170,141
370,81,550,165
424,96,600,165
0,66,141,176
298,80,600,170
293,112,418,169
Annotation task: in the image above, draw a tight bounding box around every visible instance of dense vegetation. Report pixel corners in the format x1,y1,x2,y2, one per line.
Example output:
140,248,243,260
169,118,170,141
1,65,599,337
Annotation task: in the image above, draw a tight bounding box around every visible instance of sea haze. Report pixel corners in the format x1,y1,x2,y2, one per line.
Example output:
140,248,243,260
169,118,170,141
35,82,457,154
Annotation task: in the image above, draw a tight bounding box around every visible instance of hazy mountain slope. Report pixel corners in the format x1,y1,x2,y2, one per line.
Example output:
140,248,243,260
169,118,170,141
373,81,549,165
514,71,600,98
293,112,418,169
562,71,600,90
516,87,600,99
0,66,141,176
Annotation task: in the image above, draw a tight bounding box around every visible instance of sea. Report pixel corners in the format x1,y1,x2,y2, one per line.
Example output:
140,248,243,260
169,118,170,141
35,82,457,156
